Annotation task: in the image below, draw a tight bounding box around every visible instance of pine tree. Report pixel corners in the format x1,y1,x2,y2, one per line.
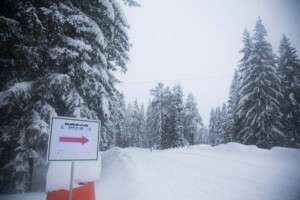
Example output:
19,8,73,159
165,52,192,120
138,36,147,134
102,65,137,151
149,83,166,148
127,100,144,147
209,107,219,146
139,103,147,147
236,18,284,148
208,104,228,146
231,28,253,142
159,86,174,149
0,0,136,192
106,92,128,149
148,83,187,149
227,70,239,142
277,35,300,147
145,100,161,148
171,84,185,147
183,93,204,145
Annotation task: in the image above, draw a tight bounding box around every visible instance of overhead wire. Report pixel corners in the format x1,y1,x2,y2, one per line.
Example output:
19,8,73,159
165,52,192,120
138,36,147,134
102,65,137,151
117,75,232,85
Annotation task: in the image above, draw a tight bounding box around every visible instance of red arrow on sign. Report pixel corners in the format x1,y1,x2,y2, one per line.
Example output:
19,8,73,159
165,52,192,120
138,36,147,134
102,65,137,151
59,136,89,145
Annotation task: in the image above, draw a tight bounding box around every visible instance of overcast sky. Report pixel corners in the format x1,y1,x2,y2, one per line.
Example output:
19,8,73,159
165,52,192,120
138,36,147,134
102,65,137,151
116,0,300,126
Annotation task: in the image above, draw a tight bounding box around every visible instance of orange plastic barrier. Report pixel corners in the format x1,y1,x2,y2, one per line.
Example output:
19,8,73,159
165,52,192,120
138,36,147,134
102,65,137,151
46,182,95,200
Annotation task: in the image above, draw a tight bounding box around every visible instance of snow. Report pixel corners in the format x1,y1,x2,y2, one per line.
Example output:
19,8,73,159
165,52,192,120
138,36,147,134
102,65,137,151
2,143,300,200
0,16,19,25
48,73,71,92
40,7,51,15
46,160,101,192
7,81,33,94
97,145,300,200
112,0,129,27
38,101,58,119
49,47,79,59
100,0,115,21
65,14,105,48
101,96,110,118
64,36,92,52
0,81,33,107
99,67,109,82
90,21,105,48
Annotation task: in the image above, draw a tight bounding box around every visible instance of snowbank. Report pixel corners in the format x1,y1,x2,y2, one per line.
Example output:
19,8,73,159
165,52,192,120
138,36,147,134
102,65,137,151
2,143,300,200
96,144,300,200
214,142,268,153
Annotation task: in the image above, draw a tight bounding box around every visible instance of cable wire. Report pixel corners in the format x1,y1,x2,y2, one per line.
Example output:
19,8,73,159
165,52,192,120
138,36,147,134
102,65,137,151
118,75,232,85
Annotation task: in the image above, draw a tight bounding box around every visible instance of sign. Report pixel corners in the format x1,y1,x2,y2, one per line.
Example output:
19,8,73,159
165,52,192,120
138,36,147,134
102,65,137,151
48,117,100,161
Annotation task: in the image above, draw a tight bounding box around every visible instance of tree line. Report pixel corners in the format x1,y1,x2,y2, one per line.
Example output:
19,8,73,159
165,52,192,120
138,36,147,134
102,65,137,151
209,18,300,149
106,83,207,150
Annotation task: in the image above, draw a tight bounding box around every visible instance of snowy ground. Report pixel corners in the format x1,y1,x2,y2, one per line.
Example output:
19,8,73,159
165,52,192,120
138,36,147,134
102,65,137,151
1,143,300,200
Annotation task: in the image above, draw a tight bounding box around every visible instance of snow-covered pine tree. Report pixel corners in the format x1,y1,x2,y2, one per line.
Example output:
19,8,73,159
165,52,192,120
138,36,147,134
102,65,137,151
119,102,135,147
105,92,127,149
230,28,253,143
236,18,284,148
148,83,166,148
148,83,185,149
145,99,162,148
159,86,174,149
128,100,144,147
208,104,228,146
0,1,54,193
226,70,239,142
122,100,146,148
171,84,185,147
183,93,204,145
0,0,136,192
139,103,147,148
277,35,300,147
208,107,219,146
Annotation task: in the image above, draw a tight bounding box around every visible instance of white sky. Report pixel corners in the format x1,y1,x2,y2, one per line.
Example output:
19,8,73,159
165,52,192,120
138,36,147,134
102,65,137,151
116,0,300,126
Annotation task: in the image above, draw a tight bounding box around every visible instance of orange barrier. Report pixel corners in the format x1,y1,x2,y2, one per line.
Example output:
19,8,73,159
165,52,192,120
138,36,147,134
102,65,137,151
46,182,95,200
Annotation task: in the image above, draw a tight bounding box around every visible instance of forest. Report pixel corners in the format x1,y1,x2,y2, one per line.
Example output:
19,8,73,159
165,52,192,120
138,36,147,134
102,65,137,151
0,0,299,194
209,19,300,150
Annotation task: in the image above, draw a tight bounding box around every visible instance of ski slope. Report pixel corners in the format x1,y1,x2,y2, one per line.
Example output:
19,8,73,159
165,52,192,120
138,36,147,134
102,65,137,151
2,143,300,200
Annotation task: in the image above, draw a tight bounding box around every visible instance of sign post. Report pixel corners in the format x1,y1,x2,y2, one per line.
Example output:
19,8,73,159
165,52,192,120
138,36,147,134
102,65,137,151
48,116,100,200
69,162,75,200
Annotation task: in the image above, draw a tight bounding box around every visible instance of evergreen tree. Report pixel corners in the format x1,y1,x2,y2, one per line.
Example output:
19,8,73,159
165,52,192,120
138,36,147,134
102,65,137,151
145,100,161,148
227,70,239,142
183,93,204,145
148,83,186,149
139,104,147,147
149,83,165,148
277,35,300,147
208,104,228,146
127,100,145,147
198,127,209,144
0,0,136,192
106,92,128,149
236,18,284,148
160,86,174,149
171,84,185,147
231,28,253,142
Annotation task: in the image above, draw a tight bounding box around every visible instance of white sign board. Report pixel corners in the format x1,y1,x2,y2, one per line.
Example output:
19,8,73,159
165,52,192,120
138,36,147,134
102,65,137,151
48,117,100,161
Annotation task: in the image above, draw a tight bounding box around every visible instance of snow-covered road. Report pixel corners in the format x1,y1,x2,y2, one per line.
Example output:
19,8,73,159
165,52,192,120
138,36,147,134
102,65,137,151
1,143,300,200
97,144,300,200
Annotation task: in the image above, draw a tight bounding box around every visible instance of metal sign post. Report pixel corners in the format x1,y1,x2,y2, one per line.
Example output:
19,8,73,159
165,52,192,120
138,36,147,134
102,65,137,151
69,162,75,200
